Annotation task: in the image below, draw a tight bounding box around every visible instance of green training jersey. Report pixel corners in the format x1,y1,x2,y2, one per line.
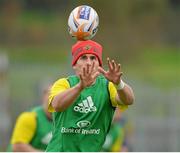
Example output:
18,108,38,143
30,106,52,150
46,75,116,152
102,122,124,152
7,106,52,151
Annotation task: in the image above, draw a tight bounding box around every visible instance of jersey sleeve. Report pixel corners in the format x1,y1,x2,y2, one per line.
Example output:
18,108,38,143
48,78,70,112
108,82,128,111
11,112,36,144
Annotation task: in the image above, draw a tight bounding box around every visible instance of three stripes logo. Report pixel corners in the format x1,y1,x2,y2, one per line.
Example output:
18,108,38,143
74,96,97,113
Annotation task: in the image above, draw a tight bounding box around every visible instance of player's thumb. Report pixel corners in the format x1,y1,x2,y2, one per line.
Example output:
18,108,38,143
98,67,106,75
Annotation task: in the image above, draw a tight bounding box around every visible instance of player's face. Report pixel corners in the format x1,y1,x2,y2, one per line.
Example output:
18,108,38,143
73,54,100,75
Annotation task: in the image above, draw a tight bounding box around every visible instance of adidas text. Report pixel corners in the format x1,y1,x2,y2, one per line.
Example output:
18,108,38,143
74,96,97,113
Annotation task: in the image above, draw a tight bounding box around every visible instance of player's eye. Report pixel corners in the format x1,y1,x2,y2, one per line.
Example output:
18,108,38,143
90,56,97,60
80,55,87,60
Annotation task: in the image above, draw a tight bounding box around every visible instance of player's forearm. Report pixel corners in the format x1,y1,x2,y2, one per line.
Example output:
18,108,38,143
12,143,42,152
52,82,84,112
117,83,134,105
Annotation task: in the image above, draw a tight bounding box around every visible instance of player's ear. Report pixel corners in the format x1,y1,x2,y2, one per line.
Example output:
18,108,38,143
72,65,76,70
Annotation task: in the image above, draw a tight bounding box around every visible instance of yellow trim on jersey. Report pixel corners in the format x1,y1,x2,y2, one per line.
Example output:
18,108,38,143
48,78,70,112
11,112,36,144
108,82,128,111
48,78,127,112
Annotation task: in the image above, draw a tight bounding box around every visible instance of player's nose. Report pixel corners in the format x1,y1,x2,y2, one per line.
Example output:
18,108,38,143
86,57,92,65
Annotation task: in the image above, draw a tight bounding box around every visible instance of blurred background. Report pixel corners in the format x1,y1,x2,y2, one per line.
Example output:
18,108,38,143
0,0,179,151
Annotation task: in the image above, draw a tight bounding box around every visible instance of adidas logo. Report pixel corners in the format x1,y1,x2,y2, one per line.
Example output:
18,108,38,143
74,96,97,113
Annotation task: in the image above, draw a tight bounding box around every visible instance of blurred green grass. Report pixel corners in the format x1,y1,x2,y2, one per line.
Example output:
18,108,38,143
3,45,68,64
127,47,180,88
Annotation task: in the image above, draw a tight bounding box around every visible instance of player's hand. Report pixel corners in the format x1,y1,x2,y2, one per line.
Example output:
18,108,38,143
79,62,100,88
98,57,123,85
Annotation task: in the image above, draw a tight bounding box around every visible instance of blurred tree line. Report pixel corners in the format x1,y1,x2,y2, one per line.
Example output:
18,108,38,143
0,0,179,55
